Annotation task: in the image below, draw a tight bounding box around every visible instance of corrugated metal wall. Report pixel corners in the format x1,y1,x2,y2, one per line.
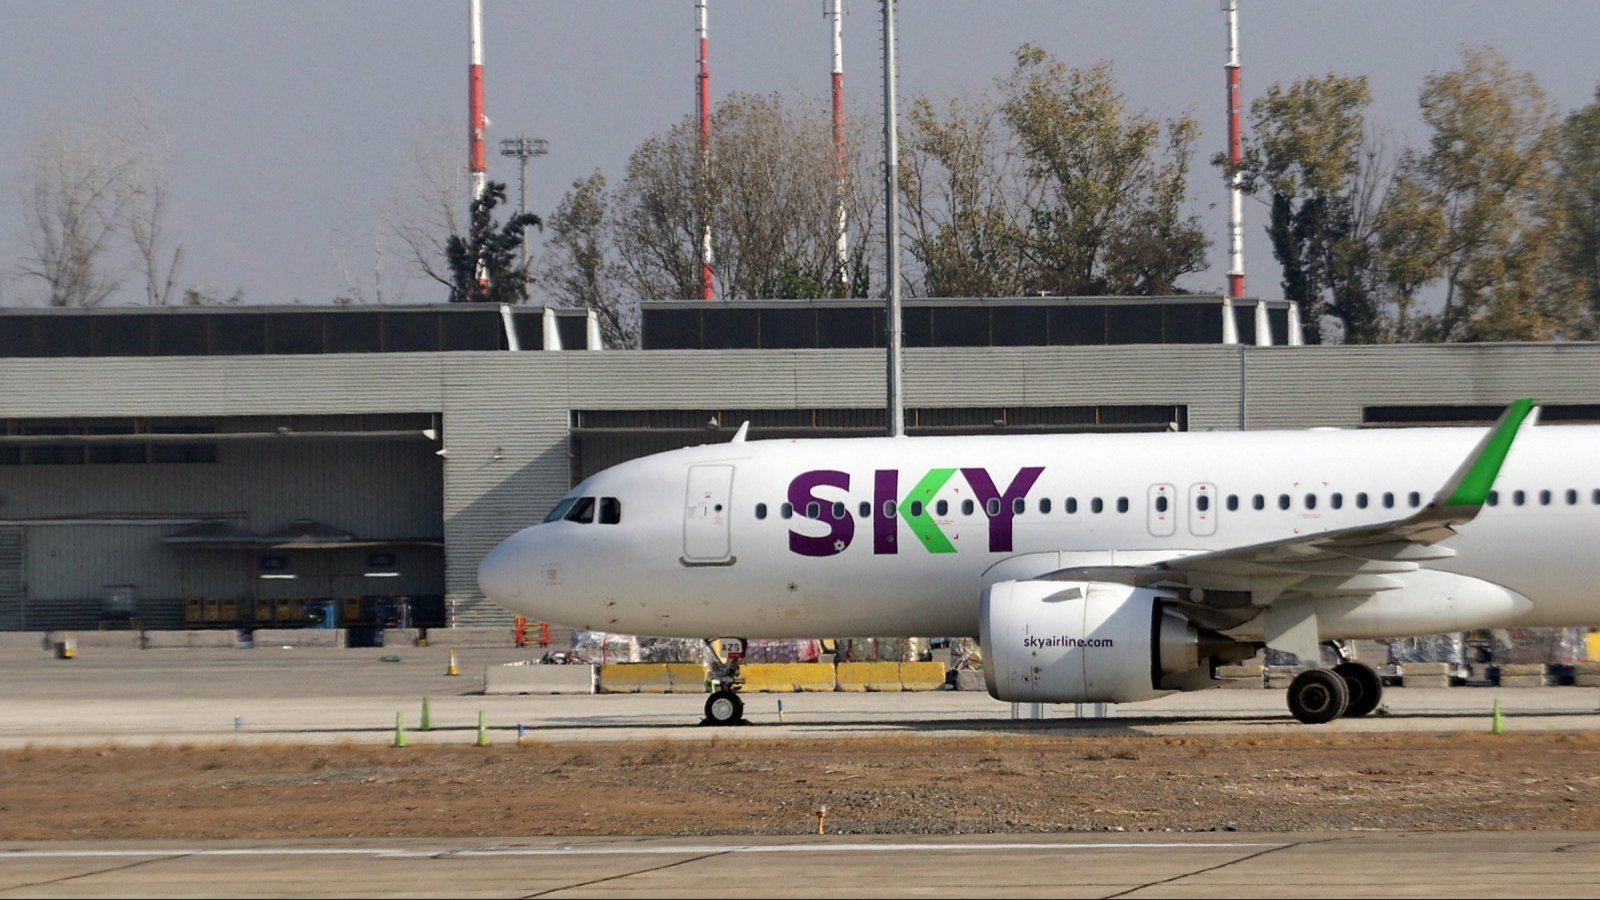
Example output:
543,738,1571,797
4,343,1600,628
0,527,22,629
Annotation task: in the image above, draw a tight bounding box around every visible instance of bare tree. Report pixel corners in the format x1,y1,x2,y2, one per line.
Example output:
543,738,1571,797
387,121,466,300
123,104,183,306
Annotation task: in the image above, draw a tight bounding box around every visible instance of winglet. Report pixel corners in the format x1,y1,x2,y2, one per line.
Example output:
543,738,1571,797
1436,398,1536,509
730,421,750,443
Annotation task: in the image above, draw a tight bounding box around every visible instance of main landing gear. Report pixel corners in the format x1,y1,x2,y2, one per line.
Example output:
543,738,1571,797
1286,655,1384,724
702,637,748,726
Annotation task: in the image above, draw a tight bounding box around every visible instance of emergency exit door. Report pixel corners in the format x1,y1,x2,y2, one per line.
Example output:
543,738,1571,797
683,465,735,564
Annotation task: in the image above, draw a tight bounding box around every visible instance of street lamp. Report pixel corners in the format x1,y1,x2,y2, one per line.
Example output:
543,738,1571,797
499,134,550,283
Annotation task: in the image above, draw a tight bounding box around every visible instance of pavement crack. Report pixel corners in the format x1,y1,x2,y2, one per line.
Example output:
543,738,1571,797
0,852,189,896
518,848,737,899
1099,836,1350,899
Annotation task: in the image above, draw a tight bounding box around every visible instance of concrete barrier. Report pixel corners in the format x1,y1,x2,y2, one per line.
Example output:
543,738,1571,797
0,632,49,652
1399,662,1451,688
250,628,346,649
597,662,706,694
836,661,902,692
953,669,987,692
45,630,142,650
899,661,948,691
379,628,421,647
484,664,595,695
142,630,240,650
1215,664,1265,689
426,627,514,648
1575,674,1600,688
741,663,836,693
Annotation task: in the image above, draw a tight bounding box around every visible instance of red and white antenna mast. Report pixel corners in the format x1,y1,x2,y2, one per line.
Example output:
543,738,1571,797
696,0,714,300
830,0,849,289
1224,0,1245,300
468,0,488,206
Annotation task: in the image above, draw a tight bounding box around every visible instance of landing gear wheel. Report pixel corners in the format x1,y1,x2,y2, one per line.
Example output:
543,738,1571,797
703,689,745,726
1334,661,1383,718
1286,668,1349,724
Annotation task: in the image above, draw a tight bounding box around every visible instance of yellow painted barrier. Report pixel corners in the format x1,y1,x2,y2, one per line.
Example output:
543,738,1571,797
835,661,903,692
663,662,709,691
741,663,837,693
597,662,707,693
898,661,948,691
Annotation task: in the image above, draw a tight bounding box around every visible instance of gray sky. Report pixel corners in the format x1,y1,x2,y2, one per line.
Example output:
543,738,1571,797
1,1,1595,307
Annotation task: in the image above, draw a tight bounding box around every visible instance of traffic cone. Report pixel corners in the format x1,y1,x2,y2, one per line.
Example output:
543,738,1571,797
393,711,407,748
475,710,489,747
446,648,460,676
420,696,432,731
1491,698,1505,734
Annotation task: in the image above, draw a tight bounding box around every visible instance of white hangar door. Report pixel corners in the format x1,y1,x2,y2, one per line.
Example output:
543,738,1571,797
683,465,735,564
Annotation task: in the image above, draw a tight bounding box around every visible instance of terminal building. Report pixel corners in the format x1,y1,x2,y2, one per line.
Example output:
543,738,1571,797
2,296,1598,639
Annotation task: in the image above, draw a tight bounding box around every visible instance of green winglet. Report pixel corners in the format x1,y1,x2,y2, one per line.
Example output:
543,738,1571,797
1443,398,1535,508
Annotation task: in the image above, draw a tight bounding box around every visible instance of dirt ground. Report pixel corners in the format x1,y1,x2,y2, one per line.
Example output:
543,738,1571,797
3,731,1599,839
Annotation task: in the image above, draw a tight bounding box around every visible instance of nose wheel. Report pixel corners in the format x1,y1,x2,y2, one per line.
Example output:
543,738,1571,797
700,637,749,726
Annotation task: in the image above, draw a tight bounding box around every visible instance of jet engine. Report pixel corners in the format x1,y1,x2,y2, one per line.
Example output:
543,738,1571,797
980,579,1256,704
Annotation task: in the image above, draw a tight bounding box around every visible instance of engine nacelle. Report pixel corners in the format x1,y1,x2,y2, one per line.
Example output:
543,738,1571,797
980,579,1253,704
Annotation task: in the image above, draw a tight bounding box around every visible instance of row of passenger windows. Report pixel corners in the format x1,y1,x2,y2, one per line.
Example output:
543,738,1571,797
544,496,623,525
754,487,1600,521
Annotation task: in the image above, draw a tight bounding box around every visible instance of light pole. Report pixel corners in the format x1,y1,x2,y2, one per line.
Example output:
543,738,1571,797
499,133,549,281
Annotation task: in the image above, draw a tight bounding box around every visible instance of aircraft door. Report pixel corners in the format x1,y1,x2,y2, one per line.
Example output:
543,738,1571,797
1188,482,1217,537
1147,483,1176,537
683,464,735,564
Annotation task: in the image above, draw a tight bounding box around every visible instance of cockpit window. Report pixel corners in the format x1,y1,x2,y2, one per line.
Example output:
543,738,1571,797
543,498,578,523
599,497,622,525
564,497,596,523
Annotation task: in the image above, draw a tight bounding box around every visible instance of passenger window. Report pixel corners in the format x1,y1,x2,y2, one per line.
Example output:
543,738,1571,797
1514,490,1526,506
1593,489,1600,505
909,500,924,517
1039,498,1053,514
1567,489,1578,506
859,501,871,518
1356,492,1369,509
832,501,847,520
962,499,975,516
1013,498,1026,515
1488,490,1499,507
1382,492,1394,509
1155,495,1169,513
1066,498,1078,514
781,502,794,519
1091,498,1104,514
882,499,897,518
1278,494,1290,511
1252,494,1264,511
1116,497,1129,514
1330,493,1343,509
806,501,821,519
1304,493,1317,510
565,497,596,523
755,503,768,520
1408,491,1421,508
1539,489,1552,506
544,497,578,524
599,497,622,525
929,499,944,516
1226,495,1238,512
985,498,1001,516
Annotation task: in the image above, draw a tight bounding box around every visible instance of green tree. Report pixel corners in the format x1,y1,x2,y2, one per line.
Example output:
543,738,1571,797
446,181,541,304
1001,47,1208,296
1224,73,1386,343
541,171,637,347
1552,86,1600,334
1403,47,1572,340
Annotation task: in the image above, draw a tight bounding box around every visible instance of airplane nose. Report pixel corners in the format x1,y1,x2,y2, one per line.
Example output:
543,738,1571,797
477,537,524,603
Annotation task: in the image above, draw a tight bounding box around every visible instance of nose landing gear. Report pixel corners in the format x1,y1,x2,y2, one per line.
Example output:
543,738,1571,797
701,637,748,726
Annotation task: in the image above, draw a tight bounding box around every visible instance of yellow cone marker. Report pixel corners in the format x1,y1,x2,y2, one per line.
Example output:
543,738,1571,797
446,648,460,676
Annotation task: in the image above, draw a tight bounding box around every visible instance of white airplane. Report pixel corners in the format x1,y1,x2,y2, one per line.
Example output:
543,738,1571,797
479,398,1592,725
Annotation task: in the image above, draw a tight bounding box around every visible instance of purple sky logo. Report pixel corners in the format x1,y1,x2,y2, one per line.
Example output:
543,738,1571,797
788,466,1043,558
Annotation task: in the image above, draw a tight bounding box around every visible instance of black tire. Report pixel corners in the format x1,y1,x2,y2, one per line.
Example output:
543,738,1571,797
703,689,744,726
1287,668,1349,724
1334,661,1383,718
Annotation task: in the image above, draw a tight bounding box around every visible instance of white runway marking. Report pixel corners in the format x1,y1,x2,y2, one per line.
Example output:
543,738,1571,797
0,840,1281,860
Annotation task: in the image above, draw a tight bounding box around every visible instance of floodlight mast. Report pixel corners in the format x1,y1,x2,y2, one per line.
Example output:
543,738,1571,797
499,134,550,278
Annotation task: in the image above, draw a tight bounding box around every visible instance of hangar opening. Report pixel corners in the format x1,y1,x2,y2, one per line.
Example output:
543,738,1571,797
0,414,445,639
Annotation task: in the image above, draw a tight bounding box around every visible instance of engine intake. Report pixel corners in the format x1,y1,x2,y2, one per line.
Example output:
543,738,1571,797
980,579,1254,704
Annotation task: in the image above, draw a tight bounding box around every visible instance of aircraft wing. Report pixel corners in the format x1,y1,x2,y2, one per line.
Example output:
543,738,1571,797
1041,399,1537,655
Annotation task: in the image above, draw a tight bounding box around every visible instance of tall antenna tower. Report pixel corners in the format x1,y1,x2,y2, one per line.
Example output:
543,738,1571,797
468,0,488,206
882,0,903,437
1224,0,1245,300
830,0,849,289
696,0,714,300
